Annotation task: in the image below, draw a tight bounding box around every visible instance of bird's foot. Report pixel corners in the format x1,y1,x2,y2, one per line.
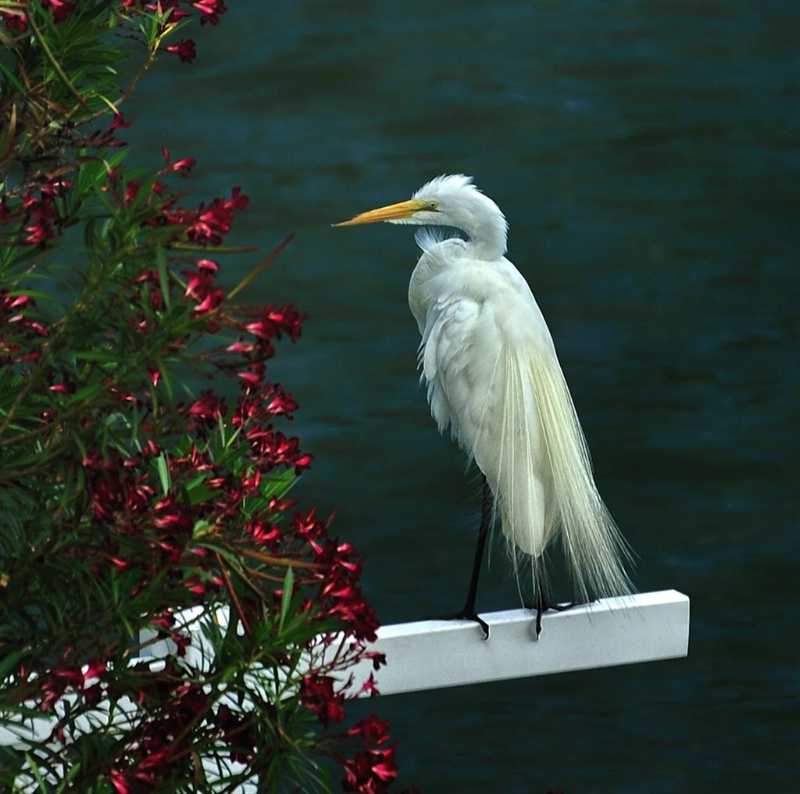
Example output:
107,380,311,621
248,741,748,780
545,599,593,612
525,597,597,640
438,608,490,641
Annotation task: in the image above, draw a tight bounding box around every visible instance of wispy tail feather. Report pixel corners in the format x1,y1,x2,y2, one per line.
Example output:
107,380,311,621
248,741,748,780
477,344,634,603
529,347,634,601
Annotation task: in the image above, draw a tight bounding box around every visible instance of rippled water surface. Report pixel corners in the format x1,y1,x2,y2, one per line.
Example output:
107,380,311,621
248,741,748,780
131,1,798,790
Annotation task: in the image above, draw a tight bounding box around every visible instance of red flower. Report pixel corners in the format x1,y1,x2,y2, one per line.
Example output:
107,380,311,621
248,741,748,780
312,540,379,641
81,451,155,523
237,369,263,389
41,0,74,22
342,747,399,793
1,9,27,29
292,508,325,541
109,770,131,794
245,304,305,343
356,672,382,697
183,266,224,314
347,714,391,745
24,218,53,245
264,384,299,417
36,650,109,713
125,181,141,205
40,179,72,197
110,112,131,130
187,390,226,427
165,187,248,246
300,675,346,727
161,146,197,174
226,339,255,355
165,38,197,63
193,0,227,25
361,651,387,672
86,113,129,148
246,518,282,549
22,195,57,245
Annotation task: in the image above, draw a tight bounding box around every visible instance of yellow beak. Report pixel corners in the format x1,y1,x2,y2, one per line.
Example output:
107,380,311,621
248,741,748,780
334,198,435,227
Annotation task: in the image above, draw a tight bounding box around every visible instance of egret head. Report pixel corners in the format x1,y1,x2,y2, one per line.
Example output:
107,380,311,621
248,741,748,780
335,174,508,257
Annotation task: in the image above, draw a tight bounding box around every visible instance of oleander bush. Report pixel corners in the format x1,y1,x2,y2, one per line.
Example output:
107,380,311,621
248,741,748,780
0,3,404,791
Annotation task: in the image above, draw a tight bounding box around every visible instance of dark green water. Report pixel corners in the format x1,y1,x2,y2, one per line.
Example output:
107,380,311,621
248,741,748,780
130,1,799,790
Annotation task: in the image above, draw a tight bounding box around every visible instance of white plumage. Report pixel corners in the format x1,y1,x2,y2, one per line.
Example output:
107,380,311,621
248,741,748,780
337,174,633,619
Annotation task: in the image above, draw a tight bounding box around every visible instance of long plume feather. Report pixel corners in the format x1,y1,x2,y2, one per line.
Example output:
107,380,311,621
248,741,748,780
492,342,634,602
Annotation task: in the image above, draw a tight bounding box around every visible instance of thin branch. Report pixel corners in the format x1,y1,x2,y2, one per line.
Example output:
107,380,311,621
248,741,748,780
216,551,252,637
226,234,295,302
26,11,88,111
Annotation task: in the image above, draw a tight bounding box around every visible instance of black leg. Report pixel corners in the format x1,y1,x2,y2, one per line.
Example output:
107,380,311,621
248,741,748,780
463,476,492,615
530,569,596,640
440,474,492,639
534,567,546,640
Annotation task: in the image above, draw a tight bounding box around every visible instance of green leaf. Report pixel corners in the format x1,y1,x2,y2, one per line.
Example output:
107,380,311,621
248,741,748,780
186,473,222,506
0,650,25,682
156,451,171,495
68,381,106,404
0,60,26,94
154,246,172,311
279,566,295,633
261,467,298,501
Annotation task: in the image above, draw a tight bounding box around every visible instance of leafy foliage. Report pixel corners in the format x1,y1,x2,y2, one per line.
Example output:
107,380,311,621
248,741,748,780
0,3,408,791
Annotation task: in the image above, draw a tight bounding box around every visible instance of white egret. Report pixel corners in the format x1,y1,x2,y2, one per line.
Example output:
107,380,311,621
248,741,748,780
336,174,633,637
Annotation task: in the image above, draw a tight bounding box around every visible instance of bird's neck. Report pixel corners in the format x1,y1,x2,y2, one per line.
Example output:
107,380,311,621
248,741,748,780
467,227,507,260
453,199,507,260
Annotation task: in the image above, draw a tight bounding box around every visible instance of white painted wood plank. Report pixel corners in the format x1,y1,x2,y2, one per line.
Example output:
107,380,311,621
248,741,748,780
342,590,690,696
1,590,688,765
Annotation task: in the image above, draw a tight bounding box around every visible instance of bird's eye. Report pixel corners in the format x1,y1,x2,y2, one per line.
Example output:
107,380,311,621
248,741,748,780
427,201,439,212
